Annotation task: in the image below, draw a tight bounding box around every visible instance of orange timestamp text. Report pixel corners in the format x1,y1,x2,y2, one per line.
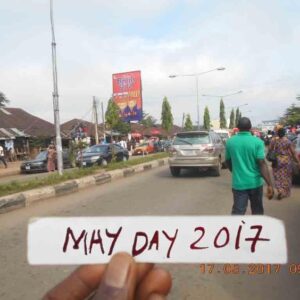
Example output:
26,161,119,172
199,264,300,275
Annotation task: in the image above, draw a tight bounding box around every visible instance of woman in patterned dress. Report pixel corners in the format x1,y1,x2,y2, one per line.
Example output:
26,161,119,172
269,127,300,199
47,144,57,172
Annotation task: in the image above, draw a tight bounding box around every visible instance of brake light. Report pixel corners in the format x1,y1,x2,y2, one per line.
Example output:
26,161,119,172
203,145,215,153
169,147,177,156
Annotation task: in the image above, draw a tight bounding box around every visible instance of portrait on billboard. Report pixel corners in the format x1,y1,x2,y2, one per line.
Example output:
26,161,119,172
112,70,143,122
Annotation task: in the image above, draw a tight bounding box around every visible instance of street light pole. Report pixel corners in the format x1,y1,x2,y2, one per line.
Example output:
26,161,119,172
169,67,225,130
196,75,200,130
50,0,63,175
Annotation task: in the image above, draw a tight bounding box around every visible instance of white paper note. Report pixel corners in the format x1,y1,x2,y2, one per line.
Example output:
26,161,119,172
28,216,287,265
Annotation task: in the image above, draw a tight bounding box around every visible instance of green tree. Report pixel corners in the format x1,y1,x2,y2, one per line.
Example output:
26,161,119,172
229,109,235,129
203,106,211,130
105,98,121,130
219,98,227,129
184,113,193,131
280,104,300,126
140,112,157,128
114,121,131,134
161,96,173,132
0,91,9,107
235,108,240,127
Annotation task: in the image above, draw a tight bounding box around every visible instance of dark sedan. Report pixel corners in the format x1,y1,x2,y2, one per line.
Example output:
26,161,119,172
76,144,129,167
20,150,72,174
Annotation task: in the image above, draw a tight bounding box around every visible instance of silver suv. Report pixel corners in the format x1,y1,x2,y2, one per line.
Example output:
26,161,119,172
168,131,225,177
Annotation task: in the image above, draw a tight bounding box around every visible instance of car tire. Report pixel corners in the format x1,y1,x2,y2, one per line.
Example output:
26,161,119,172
213,158,222,177
170,167,181,177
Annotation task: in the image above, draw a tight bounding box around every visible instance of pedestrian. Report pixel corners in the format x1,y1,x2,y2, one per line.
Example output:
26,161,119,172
0,144,8,168
226,117,274,215
268,126,300,200
47,144,57,172
120,138,127,149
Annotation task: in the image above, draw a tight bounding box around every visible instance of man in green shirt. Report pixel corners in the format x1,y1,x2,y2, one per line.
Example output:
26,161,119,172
226,117,274,215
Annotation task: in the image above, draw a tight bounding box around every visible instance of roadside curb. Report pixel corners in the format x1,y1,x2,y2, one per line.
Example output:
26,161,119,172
0,158,168,214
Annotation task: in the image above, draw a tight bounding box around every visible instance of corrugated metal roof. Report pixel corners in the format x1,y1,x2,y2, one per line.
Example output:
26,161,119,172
10,127,28,136
0,127,28,140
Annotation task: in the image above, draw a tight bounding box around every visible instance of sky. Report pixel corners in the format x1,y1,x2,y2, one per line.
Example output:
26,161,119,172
0,0,300,127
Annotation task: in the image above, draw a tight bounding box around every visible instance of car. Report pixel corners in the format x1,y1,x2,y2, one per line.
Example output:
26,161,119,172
20,150,72,174
213,129,230,142
168,131,226,177
76,143,129,167
132,141,155,155
292,136,300,183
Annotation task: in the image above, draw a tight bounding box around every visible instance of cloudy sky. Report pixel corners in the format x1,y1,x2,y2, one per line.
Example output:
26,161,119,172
1,0,299,126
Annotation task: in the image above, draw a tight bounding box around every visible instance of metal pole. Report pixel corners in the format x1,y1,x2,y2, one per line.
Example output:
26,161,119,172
93,97,99,144
101,101,106,140
50,0,63,175
196,75,200,130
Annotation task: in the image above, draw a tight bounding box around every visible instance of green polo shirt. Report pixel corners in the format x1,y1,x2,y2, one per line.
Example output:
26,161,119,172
225,132,265,190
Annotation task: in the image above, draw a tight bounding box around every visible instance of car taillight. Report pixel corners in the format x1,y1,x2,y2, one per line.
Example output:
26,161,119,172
203,145,215,153
169,147,177,156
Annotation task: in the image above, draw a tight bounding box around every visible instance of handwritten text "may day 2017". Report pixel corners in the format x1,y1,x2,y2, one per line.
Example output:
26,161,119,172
62,222,269,258
27,217,287,264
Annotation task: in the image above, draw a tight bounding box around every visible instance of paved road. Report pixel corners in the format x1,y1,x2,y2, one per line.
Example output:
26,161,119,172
0,166,299,300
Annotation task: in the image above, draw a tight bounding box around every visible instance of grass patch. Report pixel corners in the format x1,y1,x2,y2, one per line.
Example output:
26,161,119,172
0,152,168,198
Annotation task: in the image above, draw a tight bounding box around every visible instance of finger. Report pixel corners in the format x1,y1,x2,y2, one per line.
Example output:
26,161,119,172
148,293,166,300
44,254,154,300
136,268,172,300
92,252,137,300
43,264,106,300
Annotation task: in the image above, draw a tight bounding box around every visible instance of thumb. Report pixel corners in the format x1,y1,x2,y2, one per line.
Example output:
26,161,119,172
92,253,136,300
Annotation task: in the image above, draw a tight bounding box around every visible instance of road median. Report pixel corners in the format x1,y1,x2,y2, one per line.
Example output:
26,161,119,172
0,154,168,214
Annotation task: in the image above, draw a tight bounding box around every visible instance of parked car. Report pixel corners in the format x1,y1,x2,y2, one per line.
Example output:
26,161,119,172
292,136,300,183
168,131,226,177
76,143,129,167
132,141,155,155
20,150,71,174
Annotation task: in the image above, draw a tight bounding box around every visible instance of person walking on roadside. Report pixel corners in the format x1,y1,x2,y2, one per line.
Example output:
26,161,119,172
226,117,274,215
0,144,8,168
47,144,57,172
269,126,300,200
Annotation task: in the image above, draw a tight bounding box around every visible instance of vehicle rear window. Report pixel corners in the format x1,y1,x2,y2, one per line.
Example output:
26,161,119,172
173,133,210,145
86,146,108,153
35,151,47,160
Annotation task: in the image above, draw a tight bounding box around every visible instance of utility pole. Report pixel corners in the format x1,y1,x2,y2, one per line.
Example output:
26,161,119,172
50,0,63,175
101,101,106,141
182,113,185,130
93,97,99,144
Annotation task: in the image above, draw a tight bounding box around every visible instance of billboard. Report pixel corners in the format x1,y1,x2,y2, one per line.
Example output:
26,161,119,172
112,70,143,122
